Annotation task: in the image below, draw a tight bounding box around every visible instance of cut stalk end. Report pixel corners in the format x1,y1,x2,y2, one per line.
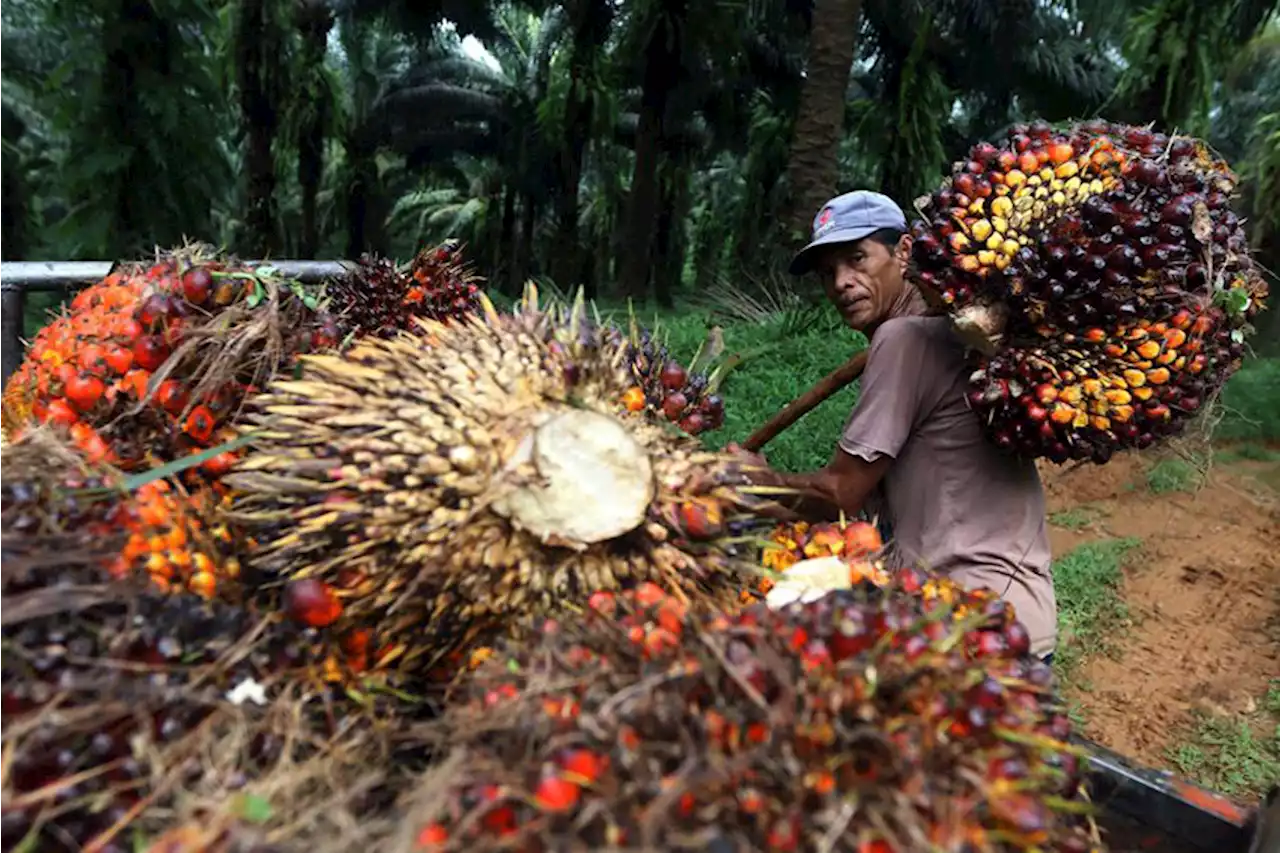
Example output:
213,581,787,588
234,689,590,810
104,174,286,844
952,302,1009,356
492,408,654,549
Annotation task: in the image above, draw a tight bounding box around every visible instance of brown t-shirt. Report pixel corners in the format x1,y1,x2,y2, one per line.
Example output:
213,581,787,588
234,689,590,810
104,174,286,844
838,315,1056,657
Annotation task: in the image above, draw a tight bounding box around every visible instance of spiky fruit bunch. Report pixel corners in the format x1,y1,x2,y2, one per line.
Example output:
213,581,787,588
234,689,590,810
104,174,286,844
1,245,337,469
408,577,1096,852
2,429,239,598
228,288,776,679
616,326,726,435
325,241,482,340
0,516,329,853
910,119,1268,464
508,297,730,437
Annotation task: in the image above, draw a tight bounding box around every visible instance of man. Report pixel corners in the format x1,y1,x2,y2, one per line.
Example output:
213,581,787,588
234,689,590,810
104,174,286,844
742,190,1056,662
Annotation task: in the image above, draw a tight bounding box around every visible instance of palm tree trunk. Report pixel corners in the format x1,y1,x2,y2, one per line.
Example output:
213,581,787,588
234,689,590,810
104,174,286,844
1,158,28,261
296,0,332,258
235,0,285,257
344,134,376,260
653,154,690,309
782,0,864,239
518,195,538,284
103,0,174,255
551,0,613,290
618,0,687,301
507,129,532,294
499,184,518,295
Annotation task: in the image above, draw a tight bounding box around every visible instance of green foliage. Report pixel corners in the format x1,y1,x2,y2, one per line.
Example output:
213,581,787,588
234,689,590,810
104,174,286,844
4,0,1279,316
1049,506,1106,532
5,0,236,259
1215,358,1280,443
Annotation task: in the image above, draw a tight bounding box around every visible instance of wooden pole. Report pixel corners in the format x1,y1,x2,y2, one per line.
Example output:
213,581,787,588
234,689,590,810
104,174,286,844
742,350,868,452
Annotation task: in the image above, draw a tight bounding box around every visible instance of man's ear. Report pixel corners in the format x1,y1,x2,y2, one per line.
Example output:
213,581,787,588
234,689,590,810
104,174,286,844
895,233,913,273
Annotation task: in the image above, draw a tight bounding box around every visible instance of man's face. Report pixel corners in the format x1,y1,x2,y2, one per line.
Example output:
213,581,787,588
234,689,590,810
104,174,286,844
816,234,912,331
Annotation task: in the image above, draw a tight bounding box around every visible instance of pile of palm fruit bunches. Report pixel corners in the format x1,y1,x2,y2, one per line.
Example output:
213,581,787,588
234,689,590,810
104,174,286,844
9,119,1251,851
911,118,1268,464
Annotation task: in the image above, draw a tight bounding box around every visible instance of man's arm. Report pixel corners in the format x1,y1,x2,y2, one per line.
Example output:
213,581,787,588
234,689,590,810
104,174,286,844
758,450,891,519
738,319,925,519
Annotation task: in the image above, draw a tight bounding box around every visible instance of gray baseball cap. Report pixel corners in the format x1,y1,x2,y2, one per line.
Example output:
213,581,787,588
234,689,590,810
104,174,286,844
789,190,908,275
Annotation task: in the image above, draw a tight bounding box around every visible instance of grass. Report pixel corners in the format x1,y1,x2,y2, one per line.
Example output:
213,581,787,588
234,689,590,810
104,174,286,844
1144,457,1203,494
632,304,868,473
1214,357,1280,444
1214,441,1280,463
1049,505,1106,531
1168,680,1280,800
1049,537,1142,681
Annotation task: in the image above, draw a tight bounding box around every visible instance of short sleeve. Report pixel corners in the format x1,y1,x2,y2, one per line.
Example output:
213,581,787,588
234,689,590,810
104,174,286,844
838,320,927,462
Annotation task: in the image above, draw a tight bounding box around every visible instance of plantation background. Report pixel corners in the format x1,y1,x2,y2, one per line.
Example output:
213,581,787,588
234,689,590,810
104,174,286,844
4,0,1280,799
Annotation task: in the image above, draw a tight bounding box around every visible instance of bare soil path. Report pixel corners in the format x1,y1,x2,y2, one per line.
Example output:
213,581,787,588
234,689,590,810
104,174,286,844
1039,448,1280,781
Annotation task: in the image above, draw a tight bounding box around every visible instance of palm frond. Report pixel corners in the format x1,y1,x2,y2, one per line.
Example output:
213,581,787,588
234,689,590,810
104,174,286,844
378,83,505,123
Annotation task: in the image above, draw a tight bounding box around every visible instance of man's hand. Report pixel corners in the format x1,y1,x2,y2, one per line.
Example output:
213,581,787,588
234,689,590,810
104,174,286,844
725,441,768,469
725,442,786,488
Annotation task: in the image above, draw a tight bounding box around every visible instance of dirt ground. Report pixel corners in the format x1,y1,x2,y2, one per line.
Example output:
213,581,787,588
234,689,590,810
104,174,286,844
1039,447,1280,774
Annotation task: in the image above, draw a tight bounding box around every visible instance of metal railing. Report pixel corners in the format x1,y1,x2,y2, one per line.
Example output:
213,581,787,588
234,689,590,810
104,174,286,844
1,260,355,385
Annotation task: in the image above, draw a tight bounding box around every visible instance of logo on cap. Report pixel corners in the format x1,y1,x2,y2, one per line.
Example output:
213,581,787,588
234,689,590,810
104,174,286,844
814,207,835,237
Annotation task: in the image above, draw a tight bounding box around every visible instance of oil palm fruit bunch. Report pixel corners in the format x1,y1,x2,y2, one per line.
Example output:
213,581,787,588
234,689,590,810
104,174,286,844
2,429,240,599
910,119,1268,464
509,297,730,437
614,325,727,435
227,286,778,680
1,244,339,470
745,519,887,602
1,485,328,853
1,434,418,853
324,240,483,340
407,577,1096,853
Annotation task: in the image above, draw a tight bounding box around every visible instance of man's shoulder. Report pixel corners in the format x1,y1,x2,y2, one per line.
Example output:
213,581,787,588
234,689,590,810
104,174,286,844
869,315,960,358
874,314,953,341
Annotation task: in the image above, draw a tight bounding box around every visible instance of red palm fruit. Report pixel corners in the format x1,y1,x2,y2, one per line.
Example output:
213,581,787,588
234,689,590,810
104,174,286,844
181,267,213,304
659,361,687,390
64,375,106,412
283,579,343,628
662,390,689,420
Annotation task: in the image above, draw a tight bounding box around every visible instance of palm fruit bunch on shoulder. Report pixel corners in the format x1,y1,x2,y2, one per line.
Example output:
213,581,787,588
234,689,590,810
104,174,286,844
324,240,483,340
406,576,1096,853
1,243,340,469
2,428,240,599
743,518,887,602
910,119,1268,464
226,287,778,683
